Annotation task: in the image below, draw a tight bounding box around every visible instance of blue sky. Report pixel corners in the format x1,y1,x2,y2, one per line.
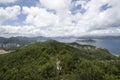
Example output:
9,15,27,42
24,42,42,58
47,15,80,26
0,0,38,7
0,0,120,37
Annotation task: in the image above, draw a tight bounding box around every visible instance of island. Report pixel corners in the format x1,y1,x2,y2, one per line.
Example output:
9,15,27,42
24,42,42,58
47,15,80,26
76,39,96,42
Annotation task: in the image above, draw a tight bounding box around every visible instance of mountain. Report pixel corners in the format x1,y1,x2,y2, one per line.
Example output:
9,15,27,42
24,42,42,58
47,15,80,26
0,36,75,50
0,36,53,45
0,40,119,80
0,37,36,44
0,37,7,43
0,37,37,50
1,35,120,48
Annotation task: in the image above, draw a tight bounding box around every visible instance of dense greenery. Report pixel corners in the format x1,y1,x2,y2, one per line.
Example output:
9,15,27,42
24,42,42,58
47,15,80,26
0,40,120,80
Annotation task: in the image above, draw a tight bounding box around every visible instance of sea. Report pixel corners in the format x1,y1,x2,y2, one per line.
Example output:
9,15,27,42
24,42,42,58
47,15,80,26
56,38,120,55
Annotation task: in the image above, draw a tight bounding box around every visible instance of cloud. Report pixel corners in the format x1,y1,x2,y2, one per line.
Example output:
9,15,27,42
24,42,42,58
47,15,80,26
0,0,120,37
18,0,120,37
22,6,76,36
89,27,120,36
0,0,16,4
0,25,42,37
39,0,71,11
1,25,120,38
0,25,74,37
22,7,58,27
0,6,21,24
71,0,120,32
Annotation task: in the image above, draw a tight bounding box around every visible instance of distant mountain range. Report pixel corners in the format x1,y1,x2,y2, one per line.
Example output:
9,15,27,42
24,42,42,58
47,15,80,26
0,37,36,49
0,35,120,43
0,35,120,49
0,36,76,44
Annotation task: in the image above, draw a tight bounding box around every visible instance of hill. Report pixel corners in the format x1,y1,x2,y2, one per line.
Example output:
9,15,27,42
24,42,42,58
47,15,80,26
0,40,119,80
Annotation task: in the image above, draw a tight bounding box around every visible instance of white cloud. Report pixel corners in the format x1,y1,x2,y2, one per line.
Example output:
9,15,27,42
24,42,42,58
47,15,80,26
72,0,120,33
89,27,120,36
0,0,16,4
0,0,120,37
1,25,120,38
39,0,71,11
23,7,58,27
21,0,120,37
0,25,42,37
22,6,76,36
39,0,72,27
85,0,120,30
0,6,21,24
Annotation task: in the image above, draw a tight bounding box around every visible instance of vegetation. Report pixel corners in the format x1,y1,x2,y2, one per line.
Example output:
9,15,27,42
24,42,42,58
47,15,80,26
0,40,119,80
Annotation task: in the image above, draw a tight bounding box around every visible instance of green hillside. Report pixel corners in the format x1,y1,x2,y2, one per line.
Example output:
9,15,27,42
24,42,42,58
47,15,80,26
0,40,120,80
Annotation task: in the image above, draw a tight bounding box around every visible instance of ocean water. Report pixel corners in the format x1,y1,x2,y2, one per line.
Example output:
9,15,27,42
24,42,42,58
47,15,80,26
78,39,120,55
56,38,120,55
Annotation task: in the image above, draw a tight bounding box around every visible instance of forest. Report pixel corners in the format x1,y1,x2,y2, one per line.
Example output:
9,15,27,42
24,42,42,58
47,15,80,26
0,40,120,80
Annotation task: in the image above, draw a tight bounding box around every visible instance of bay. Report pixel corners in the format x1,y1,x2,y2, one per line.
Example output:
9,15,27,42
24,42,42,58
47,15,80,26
77,39,120,55
56,38,120,55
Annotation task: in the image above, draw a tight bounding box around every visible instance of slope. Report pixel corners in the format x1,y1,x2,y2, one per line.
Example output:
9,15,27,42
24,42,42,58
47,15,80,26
0,40,119,80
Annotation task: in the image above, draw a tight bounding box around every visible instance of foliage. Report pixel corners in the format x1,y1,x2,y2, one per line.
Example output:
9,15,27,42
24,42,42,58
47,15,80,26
0,40,119,80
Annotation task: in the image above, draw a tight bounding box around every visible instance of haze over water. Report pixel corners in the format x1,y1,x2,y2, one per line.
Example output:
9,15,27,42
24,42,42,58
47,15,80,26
78,39,120,55
57,38,120,55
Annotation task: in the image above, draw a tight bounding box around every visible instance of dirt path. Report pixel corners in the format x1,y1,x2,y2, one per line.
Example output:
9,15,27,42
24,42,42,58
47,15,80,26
0,49,8,55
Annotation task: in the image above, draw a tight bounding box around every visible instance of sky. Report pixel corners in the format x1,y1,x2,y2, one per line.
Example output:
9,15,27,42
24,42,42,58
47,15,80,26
0,0,120,37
